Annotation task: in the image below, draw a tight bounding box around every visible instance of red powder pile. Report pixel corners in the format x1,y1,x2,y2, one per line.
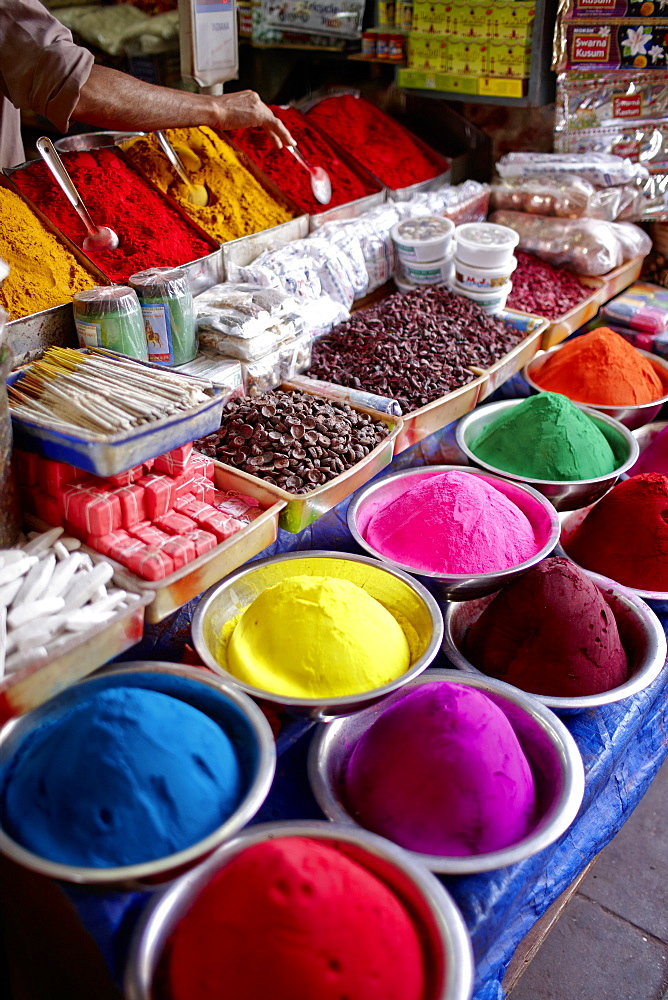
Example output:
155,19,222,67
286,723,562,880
306,94,447,189
564,473,668,591
506,251,590,319
227,106,379,215
464,557,628,697
531,327,667,406
160,837,427,1000
12,148,213,281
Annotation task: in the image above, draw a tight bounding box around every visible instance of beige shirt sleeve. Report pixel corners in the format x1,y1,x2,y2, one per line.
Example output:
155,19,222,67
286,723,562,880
0,0,94,132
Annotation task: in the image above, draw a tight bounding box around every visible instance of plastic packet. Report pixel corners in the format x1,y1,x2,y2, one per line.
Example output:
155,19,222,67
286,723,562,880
297,237,359,308
173,354,244,397
496,151,650,187
490,174,626,220
307,228,368,299
241,349,283,396
488,210,651,274
600,282,668,334
278,332,314,380
197,324,286,362
228,243,324,300
293,295,350,339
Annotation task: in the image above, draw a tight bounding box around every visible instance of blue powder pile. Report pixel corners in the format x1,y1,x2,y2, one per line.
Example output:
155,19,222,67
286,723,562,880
1,686,243,868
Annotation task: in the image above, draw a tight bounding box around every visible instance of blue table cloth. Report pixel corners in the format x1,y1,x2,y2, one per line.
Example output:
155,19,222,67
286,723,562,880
28,374,668,1000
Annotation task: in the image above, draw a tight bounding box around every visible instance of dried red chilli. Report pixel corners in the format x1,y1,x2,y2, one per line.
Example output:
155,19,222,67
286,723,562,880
506,251,591,320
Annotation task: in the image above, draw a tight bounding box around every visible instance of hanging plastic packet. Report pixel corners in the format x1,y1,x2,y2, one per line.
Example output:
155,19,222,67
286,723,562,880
73,286,148,361
128,267,196,367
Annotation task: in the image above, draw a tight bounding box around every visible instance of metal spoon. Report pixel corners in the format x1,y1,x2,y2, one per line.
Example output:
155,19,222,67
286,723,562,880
35,137,119,252
155,130,209,207
288,145,332,205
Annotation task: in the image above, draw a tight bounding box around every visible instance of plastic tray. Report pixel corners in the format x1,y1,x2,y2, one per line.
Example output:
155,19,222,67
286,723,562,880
472,314,548,400
9,349,231,477
101,467,286,623
600,254,646,301
6,150,224,296
393,373,487,455
0,582,152,724
207,382,403,533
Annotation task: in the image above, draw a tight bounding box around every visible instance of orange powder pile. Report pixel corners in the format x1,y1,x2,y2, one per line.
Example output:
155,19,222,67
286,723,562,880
531,327,666,406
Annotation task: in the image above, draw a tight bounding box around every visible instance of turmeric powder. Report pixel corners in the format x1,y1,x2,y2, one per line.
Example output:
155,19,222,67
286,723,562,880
121,127,294,244
0,186,96,320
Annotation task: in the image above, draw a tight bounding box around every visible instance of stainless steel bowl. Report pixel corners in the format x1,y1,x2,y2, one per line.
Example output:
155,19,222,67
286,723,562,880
560,507,668,612
308,669,585,874
191,551,443,721
0,662,276,888
54,131,144,152
347,465,560,601
442,568,667,713
523,345,668,431
124,820,474,1000
629,420,668,475
456,399,639,511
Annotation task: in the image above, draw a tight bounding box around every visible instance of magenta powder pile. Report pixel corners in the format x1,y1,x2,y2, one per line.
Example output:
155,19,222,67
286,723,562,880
344,682,536,856
363,470,541,574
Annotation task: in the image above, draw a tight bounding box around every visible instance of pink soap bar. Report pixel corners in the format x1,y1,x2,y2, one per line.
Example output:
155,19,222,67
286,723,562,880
137,474,175,519
39,458,83,497
184,529,217,556
126,546,175,581
130,521,171,547
172,469,198,500
154,511,198,536
190,477,215,504
34,491,62,527
212,490,261,522
160,535,197,569
197,510,245,543
90,529,132,555
61,484,121,537
142,457,155,473
177,498,211,521
153,443,194,476
109,535,146,563
14,450,39,487
173,493,196,513
99,465,145,488
108,484,146,528
189,453,214,481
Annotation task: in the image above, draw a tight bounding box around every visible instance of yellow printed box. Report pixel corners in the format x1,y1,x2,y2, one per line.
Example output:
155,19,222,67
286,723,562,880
408,34,449,70
412,1,455,33
448,38,488,74
397,68,479,93
478,76,527,97
412,0,535,35
485,41,532,77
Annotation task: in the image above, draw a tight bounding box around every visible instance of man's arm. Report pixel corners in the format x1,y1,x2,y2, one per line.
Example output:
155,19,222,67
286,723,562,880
73,65,294,148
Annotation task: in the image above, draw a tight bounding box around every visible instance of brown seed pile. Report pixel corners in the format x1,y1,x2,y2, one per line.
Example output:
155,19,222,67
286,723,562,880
195,390,389,494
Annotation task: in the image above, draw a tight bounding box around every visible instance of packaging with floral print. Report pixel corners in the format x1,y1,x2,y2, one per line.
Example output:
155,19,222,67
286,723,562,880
556,21,668,70
559,0,668,16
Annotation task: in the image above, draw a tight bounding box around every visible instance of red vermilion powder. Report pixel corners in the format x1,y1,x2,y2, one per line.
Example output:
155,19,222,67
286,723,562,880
227,106,379,215
531,326,666,406
12,148,212,282
564,473,668,591
306,94,447,189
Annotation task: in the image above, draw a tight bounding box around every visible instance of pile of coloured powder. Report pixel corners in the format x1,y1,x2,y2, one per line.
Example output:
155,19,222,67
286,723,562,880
227,106,380,215
530,327,666,405
506,251,591,319
222,575,411,698
306,94,447,189
469,392,619,480
11,148,212,282
121,128,294,243
161,837,427,1000
0,185,95,318
465,557,629,697
363,470,541,575
564,473,668,592
1,686,242,867
344,682,536,856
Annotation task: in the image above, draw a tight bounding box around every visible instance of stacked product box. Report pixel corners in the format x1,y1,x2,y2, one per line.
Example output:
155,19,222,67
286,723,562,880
398,0,535,98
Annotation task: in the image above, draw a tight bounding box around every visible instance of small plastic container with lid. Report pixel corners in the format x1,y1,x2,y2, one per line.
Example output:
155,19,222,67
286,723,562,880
361,32,376,57
454,255,517,290
453,279,512,315
376,34,390,59
73,287,148,361
453,222,519,269
402,249,454,286
129,267,196,367
391,216,455,263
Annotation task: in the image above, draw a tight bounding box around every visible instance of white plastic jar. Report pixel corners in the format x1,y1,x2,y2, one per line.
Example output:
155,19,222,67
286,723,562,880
453,222,519,268
391,215,455,263
454,254,517,290
453,279,512,314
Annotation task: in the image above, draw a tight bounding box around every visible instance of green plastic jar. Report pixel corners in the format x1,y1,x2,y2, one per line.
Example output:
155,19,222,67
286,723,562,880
129,267,196,367
73,286,148,361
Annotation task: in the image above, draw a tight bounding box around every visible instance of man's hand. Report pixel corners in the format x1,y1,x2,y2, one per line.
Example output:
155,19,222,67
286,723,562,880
212,91,295,148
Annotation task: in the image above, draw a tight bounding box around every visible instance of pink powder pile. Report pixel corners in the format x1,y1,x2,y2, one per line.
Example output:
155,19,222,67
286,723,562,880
364,470,540,574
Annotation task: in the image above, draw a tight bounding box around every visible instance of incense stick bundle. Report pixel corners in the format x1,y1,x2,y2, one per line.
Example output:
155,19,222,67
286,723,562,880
8,347,211,437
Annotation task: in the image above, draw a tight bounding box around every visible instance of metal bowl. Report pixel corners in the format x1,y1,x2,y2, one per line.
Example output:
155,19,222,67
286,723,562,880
54,131,144,152
124,820,474,1000
560,507,668,613
308,669,585,874
523,345,668,431
628,420,668,476
442,568,666,713
456,399,639,511
347,465,560,601
0,662,276,888
191,551,443,721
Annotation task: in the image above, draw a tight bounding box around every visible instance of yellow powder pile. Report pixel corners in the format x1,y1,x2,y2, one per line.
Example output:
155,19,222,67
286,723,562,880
0,186,96,320
223,575,411,698
121,127,294,244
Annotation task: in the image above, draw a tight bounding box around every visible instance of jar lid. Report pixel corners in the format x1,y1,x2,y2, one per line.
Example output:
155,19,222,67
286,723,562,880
73,285,141,316
129,266,190,299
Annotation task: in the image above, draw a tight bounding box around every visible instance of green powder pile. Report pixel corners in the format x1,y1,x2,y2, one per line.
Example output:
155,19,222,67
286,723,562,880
469,392,619,481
